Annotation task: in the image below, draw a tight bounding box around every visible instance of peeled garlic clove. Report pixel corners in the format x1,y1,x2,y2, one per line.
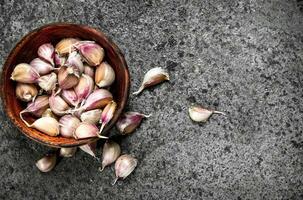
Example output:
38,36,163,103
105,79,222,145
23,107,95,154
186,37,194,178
58,66,80,89
80,142,97,158
74,74,94,104
74,122,107,139
84,64,95,78
100,140,121,172
20,95,49,124
80,89,113,111
55,38,79,55
38,72,57,92
61,89,78,107
11,63,40,83
15,83,38,102
38,43,55,66
30,58,54,75
188,105,226,122
95,62,115,88
113,154,138,185
99,101,117,135
76,41,104,66
42,108,57,119
59,114,80,138
54,53,66,67
36,153,57,173
27,116,60,136
66,51,84,73
49,91,70,116
116,112,151,135
133,67,170,95
59,147,77,157
80,109,102,124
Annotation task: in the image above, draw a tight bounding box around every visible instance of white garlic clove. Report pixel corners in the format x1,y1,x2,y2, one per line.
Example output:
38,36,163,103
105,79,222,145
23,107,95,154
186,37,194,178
55,38,79,55
59,147,77,157
99,101,117,135
113,154,138,185
30,58,54,75
42,108,57,119
116,112,151,135
38,72,57,92
74,74,94,104
11,63,40,83
80,109,102,124
133,67,169,95
27,116,60,136
59,114,81,138
100,140,121,172
66,51,84,73
49,91,71,116
95,62,115,88
38,43,55,66
80,142,97,158
15,83,38,102
58,66,80,90
36,153,57,173
188,105,226,122
84,64,95,78
74,122,108,139
61,89,79,107
76,41,104,66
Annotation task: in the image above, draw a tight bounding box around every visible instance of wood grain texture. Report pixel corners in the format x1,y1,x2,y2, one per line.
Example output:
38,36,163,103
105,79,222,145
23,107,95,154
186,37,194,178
0,23,130,148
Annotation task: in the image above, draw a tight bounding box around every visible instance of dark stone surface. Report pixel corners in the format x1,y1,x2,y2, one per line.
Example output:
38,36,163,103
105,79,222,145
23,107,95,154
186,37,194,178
1,0,303,199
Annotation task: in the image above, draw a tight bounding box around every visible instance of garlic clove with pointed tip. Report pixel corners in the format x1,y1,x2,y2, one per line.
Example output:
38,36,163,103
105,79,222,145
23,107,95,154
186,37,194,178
38,43,55,66
100,140,121,172
38,72,57,92
59,147,77,157
80,109,102,124
55,38,80,55
95,62,115,88
16,83,38,102
188,105,226,122
54,53,66,67
74,74,94,104
58,66,80,90
42,108,57,119
80,142,97,158
49,91,71,116
26,116,60,136
61,89,79,107
84,64,95,78
113,154,138,185
76,41,104,66
99,101,117,135
59,114,80,138
11,63,40,83
36,153,57,173
74,122,108,139
116,112,151,135
30,58,54,75
66,51,84,73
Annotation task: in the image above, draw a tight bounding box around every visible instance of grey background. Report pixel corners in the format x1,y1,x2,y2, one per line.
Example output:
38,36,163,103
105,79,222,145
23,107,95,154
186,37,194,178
0,0,303,199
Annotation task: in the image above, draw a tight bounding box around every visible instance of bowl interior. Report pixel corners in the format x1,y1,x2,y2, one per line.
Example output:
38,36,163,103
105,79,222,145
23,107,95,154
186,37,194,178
1,24,129,147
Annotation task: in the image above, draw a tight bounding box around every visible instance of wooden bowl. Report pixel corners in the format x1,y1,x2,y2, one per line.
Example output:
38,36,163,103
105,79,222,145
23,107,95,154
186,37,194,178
0,23,130,148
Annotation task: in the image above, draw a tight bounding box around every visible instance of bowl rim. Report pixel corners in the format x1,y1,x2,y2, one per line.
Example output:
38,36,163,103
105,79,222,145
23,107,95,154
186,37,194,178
0,22,130,147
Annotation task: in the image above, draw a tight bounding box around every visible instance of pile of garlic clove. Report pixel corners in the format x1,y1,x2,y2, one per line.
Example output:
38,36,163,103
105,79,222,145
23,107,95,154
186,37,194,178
11,39,117,139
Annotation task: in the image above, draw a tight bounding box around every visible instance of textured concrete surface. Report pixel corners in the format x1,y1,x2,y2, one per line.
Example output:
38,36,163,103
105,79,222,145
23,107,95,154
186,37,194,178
1,0,303,199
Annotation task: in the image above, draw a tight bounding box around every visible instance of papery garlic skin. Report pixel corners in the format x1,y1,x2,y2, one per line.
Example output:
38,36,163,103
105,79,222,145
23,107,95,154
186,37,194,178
100,140,121,171
133,67,169,95
74,74,94,104
61,89,79,107
66,51,84,73
36,153,57,173
113,154,138,185
188,105,225,122
76,42,104,66
99,101,117,135
74,122,107,139
59,114,80,138
59,147,77,157
80,142,97,158
16,83,38,102
84,64,95,78
11,63,40,83
79,89,113,111
116,112,150,135
49,92,71,116
38,72,57,92
55,38,79,55
95,62,115,88
38,43,55,66
80,109,102,124
20,95,49,120
29,116,60,136
58,66,80,90
30,58,54,75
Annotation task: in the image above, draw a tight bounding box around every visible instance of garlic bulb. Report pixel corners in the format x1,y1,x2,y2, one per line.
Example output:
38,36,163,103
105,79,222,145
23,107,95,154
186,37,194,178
15,83,38,102
58,66,79,89
188,105,225,122
27,116,60,136
11,63,40,83
38,72,57,92
100,140,121,171
99,101,117,135
55,38,79,55
59,114,81,138
116,112,151,135
59,147,77,157
37,43,55,66
36,153,57,173
133,67,169,95
95,62,115,88
30,58,54,75
80,109,102,124
76,41,104,66
113,154,138,185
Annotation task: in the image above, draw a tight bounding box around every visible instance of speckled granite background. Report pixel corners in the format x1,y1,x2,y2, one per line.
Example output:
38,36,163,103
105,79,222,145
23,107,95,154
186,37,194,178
0,0,303,199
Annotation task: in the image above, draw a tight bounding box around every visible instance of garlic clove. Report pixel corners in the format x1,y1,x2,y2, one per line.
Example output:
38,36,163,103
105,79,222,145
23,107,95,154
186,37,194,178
80,109,102,124
80,141,97,158
99,101,117,135
74,122,107,139
49,91,71,116
38,72,57,92
116,112,151,135
30,58,54,75
58,66,80,90
84,64,95,78
80,89,113,111
42,108,57,119
74,74,94,104
188,105,226,122
59,114,81,138
100,140,121,172
61,89,79,107
66,51,84,73
76,41,104,66
54,53,66,67
15,83,38,102
27,116,60,136
36,153,57,173
55,38,80,55
113,154,138,185
95,62,115,88
59,147,77,157
11,63,40,83
133,67,170,95
38,43,55,66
